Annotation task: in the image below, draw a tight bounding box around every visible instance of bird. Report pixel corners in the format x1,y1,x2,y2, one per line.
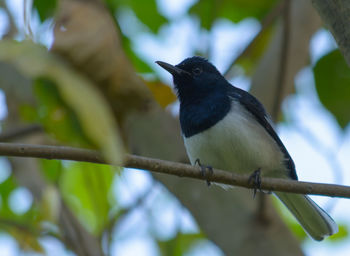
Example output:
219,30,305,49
156,56,338,241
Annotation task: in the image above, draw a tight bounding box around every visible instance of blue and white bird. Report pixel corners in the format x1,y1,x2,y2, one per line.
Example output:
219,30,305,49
156,56,337,241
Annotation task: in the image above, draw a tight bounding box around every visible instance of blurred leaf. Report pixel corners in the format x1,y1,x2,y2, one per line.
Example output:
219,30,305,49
189,0,215,30
116,0,167,32
7,228,44,252
328,224,348,241
190,0,278,30
145,81,177,108
34,79,91,145
158,233,204,256
19,104,38,123
59,162,116,235
33,78,92,147
122,37,154,73
289,221,308,241
33,0,57,21
313,49,350,129
105,0,119,15
0,175,18,219
38,159,62,184
0,175,39,230
0,40,124,165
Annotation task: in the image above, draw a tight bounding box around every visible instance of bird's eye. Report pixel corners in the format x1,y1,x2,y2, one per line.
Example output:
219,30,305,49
192,67,202,75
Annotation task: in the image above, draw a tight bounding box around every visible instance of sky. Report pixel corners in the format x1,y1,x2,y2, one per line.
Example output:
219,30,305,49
0,0,350,255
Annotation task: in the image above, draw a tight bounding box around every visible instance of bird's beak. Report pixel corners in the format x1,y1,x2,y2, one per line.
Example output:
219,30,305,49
156,61,190,76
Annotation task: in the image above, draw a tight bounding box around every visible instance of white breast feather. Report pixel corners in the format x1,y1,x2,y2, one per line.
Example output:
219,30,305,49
183,101,287,178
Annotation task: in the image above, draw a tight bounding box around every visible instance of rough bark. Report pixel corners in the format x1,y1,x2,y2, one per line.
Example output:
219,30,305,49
312,0,350,67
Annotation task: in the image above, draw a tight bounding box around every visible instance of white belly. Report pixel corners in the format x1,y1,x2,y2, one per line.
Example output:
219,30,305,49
183,102,287,178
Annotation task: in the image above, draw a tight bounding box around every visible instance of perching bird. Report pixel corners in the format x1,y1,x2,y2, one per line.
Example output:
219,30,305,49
156,56,337,241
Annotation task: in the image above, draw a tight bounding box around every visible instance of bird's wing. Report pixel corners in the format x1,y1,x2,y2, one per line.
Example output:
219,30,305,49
229,87,297,180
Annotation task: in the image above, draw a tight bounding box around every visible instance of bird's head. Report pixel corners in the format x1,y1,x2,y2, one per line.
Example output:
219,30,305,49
156,56,227,103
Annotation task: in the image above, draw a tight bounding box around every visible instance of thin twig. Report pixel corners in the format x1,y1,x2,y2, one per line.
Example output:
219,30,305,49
23,0,34,39
223,0,287,78
0,124,43,142
106,179,156,253
0,217,62,241
0,142,350,198
271,0,291,121
1,1,18,38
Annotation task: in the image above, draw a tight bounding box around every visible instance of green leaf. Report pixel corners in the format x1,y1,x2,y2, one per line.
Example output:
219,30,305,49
39,159,63,183
0,40,124,165
104,0,120,15
115,0,168,33
0,174,39,224
33,78,92,148
157,233,205,256
128,0,167,33
189,0,215,30
33,0,57,21
122,36,154,73
0,174,18,219
190,0,278,29
313,49,350,129
289,221,308,241
59,162,117,235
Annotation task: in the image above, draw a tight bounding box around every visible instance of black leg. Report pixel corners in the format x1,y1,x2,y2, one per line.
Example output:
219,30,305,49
248,168,262,198
195,158,213,186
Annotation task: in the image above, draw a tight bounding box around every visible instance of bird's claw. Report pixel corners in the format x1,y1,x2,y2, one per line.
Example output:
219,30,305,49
195,158,213,186
248,168,262,198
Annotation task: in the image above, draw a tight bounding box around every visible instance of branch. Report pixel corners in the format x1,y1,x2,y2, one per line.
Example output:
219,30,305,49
0,1,18,38
0,142,350,198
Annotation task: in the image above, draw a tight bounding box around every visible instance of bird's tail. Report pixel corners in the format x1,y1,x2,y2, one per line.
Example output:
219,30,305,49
275,192,338,241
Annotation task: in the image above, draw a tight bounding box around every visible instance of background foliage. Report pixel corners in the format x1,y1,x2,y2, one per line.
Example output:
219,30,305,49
0,0,349,255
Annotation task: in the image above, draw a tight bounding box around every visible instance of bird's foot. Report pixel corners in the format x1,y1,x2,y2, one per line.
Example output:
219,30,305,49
195,159,213,186
248,168,262,198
